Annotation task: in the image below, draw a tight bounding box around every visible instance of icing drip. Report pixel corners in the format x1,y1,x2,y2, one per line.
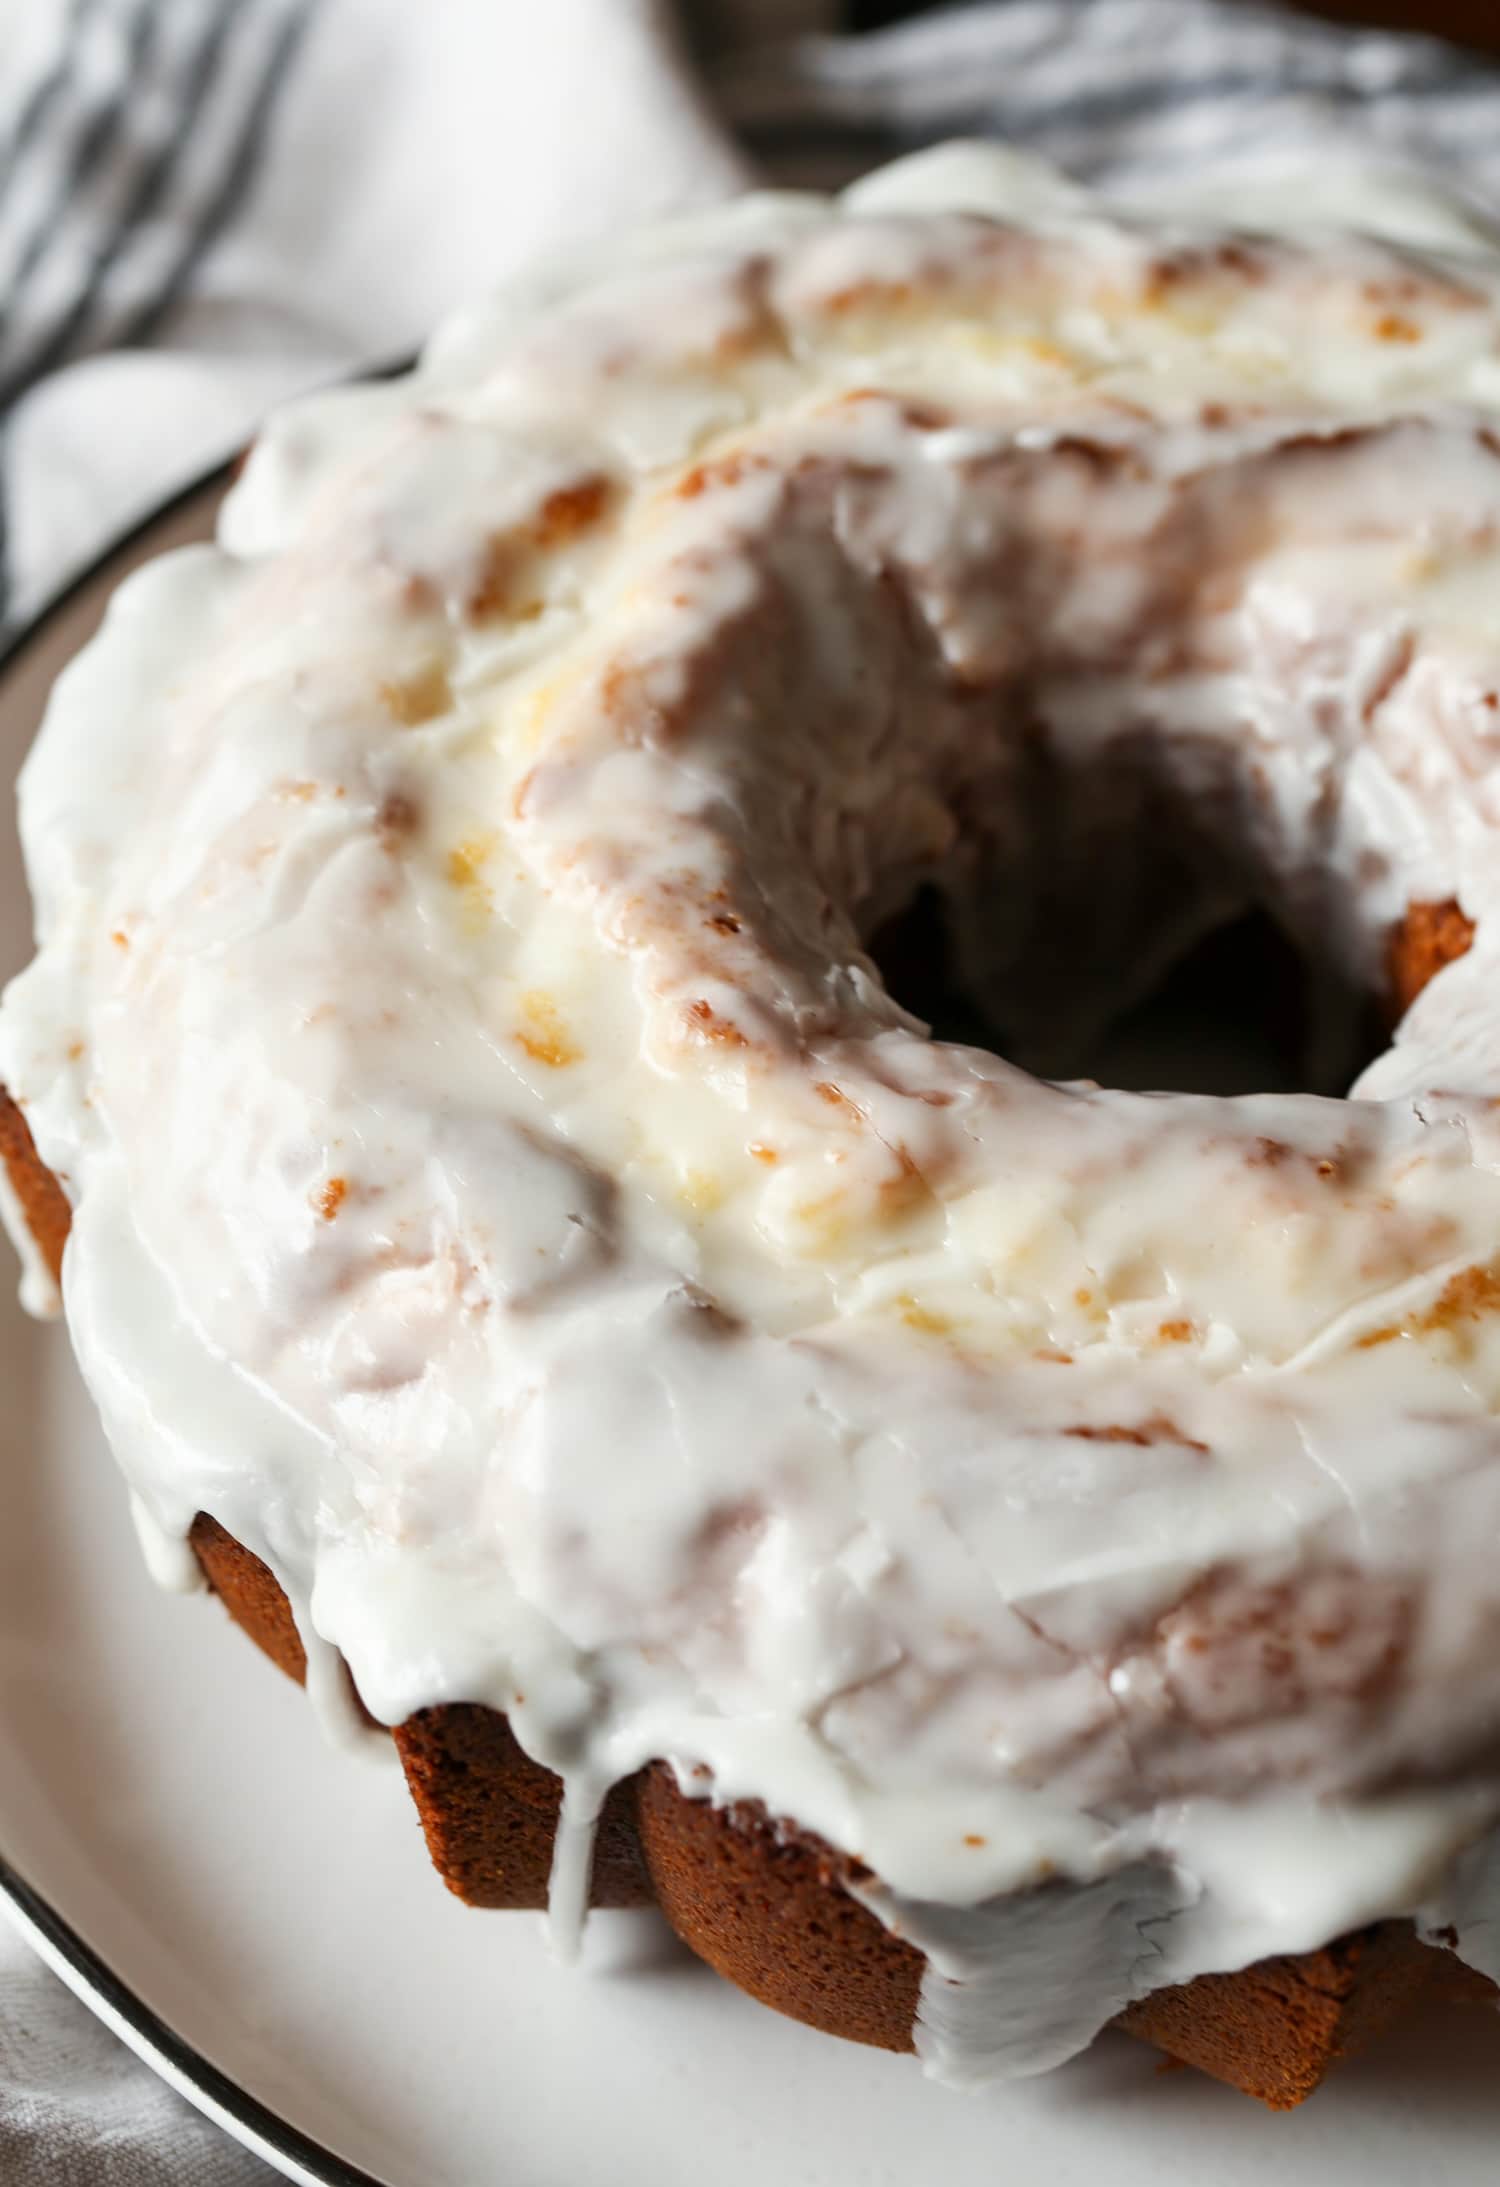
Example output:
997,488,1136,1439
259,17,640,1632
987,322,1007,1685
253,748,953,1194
547,1778,605,1963
292,1603,392,1762
9,144,1500,2082
853,1862,1190,2086
0,1152,60,1319
128,1492,204,1595
1423,1827,1500,1990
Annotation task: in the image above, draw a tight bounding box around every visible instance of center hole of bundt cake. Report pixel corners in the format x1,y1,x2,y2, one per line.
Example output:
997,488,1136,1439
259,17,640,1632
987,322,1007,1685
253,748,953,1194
868,889,1387,1099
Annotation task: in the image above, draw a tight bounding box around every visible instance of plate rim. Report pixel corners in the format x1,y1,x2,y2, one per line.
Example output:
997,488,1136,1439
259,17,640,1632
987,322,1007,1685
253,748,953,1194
0,461,388,2187
0,344,414,680
0,457,236,679
0,1852,386,2187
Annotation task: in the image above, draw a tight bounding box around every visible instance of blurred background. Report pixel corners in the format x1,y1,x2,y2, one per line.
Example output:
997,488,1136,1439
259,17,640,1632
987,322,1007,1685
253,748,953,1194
856,0,1500,45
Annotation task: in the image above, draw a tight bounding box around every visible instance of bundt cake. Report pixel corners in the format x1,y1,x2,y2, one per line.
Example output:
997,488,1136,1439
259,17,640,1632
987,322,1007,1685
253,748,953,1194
5,143,1500,2109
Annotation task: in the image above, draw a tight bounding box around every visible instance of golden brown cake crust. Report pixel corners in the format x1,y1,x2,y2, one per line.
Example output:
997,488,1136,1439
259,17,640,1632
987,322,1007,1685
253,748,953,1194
1116,1922,1457,2108
393,1706,651,1911
184,1503,1494,2104
0,1089,70,1289
3,905,1495,2105
190,1512,308,1683
636,1762,925,2052
1386,895,1476,1018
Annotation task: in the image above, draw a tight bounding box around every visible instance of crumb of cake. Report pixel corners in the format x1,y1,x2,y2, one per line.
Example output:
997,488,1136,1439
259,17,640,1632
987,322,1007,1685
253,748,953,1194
1066,1416,1209,1454
313,1177,348,1222
381,662,452,726
898,1296,954,1337
680,1169,726,1214
445,835,496,922
821,278,916,318
787,1190,851,1251
1356,1259,1500,1355
515,993,579,1069
685,999,749,1048
1421,1260,1500,1332
533,476,612,548
675,449,767,501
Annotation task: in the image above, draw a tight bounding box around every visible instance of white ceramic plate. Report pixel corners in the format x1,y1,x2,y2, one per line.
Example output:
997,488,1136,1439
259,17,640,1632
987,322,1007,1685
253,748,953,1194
0,485,1497,2187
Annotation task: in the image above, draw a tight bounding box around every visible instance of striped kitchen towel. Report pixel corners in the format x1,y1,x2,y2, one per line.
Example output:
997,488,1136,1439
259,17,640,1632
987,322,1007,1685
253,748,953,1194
1,2,1498,2180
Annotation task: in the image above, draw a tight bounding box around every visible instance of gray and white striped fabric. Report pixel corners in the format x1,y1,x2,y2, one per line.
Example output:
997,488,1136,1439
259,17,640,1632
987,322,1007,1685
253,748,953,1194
719,0,1500,194
2,0,1499,2177
0,0,318,636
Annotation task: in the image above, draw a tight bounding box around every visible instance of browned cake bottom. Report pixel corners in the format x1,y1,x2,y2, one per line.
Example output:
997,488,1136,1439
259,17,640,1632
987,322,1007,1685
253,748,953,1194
185,1511,1485,2107
4,896,1497,2108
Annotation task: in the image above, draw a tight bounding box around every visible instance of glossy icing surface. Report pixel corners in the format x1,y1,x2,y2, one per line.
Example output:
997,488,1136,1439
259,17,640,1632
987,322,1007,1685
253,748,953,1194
8,144,1500,2080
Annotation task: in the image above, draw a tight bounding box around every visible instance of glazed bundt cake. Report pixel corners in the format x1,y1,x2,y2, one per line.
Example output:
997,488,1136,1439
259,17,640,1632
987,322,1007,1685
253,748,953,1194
6,144,1500,2108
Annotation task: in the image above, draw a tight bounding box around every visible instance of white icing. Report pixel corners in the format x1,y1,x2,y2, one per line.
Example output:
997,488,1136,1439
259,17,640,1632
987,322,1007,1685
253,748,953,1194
1423,1825,1500,1989
855,1860,1189,2087
547,1773,610,1964
7,143,1500,2083
128,1491,204,1595
291,1601,393,1764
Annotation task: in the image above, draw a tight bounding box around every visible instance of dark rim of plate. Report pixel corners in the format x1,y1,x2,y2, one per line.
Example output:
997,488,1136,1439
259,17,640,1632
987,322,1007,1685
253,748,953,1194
0,456,234,679
0,1850,387,2187
0,450,397,2187
0,348,414,680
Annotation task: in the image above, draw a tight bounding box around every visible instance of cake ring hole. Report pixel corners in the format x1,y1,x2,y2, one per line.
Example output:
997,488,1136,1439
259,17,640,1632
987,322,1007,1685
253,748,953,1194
868,889,1390,1100
545,416,1493,1120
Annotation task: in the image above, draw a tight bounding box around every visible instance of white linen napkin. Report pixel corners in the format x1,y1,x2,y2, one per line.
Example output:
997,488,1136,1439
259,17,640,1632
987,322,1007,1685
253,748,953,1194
2,1,1498,2178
